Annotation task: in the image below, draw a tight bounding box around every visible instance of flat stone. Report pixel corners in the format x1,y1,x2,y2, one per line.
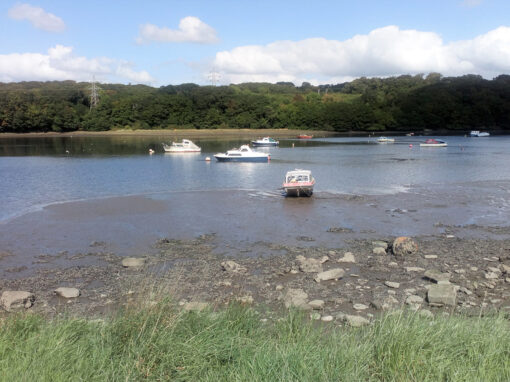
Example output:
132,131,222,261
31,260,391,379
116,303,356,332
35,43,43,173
1,291,35,312
405,295,424,305
314,268,345,282
282,288,310,310
405,267,425,272
424,270,451,284
353,303,369,311
121,257,146,268
236,295,254,305
372,241,388,250
384,281,400,289
371,295,399,311
182,302,209,311
296,255,323,273
343,314,370,327
321,315,334,322
392,237,418,256
427,284,457,306
310,312,321,320
485,271,500,280
308,299,325,309
338,252,356,263
501,264,510,274
54,287,80,298
372,247,386,255
424,255,438,259
221,260,247,273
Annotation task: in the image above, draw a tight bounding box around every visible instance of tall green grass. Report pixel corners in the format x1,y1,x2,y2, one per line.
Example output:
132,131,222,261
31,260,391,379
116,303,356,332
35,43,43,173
0,302,508,381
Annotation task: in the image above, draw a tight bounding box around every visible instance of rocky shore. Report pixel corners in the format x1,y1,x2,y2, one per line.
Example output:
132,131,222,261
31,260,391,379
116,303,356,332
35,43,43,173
1,232,510,324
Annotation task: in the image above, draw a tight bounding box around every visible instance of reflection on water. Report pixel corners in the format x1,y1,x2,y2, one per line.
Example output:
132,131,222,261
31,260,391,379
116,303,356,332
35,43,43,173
2,135,510,222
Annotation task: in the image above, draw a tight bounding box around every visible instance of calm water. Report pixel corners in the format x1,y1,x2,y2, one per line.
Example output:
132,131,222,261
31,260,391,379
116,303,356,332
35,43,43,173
1,135,510,223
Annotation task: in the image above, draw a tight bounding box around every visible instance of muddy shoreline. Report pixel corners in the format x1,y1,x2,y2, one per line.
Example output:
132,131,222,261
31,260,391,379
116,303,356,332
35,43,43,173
1,231,509,320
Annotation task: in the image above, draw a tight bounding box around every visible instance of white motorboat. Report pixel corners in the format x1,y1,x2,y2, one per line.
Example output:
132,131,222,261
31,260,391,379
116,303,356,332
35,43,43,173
162,139,201,153
251,137,279,147
283,169,315,197
377,137,395,143
214,145,270,162
470,130,490,137
420,139,448,147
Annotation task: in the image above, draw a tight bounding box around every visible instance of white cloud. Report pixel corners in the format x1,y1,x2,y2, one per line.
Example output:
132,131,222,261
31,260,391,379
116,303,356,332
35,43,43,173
212,25,510,85
8,3,65,32
136,16,218,44
0,45,155,84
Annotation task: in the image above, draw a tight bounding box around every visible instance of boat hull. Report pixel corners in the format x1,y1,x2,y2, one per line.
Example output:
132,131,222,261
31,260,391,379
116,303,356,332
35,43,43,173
283,182,315,197
214,155,269,162
251,142,279,147
164,148,201,153
420,143,447,147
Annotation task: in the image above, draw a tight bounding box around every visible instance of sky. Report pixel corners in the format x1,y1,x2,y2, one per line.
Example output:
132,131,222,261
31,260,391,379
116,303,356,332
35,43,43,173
1,0,510,87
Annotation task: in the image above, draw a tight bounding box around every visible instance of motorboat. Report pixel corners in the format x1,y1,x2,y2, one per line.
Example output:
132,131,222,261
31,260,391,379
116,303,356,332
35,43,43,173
162,139,201,153
297,134,313,139
420,139,448,147
470,130,490,137
251,137,279,147
283,169,315,197
377,137,395,143
214,145,270,162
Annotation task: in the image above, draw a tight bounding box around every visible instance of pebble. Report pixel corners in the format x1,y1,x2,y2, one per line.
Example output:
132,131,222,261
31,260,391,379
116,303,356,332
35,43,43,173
308,299,325,309
121,257,146,268
384,281,400,289
372,247,386,255
424,255,438,259
405,267,425,272
405,295,424,305
338,252,356,263
54,287,80,299
353,303,369,311
321,315,334,322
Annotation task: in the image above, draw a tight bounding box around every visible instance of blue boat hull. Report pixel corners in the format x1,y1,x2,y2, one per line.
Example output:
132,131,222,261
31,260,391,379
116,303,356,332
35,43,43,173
251,142,279,147
215,156,269,162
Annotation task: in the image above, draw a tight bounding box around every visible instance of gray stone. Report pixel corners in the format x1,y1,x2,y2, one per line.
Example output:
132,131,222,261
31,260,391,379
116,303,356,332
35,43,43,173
392,237,418,256
121,257,146,268
405,267,425,272
372,241,388,250
282,288,310,310
310,312,321,320
338,252,356,263
353,303,369,311
1,291,35,312
424,270,451,284
236,295,254,305
405,295,424,305
314,268,345,282
418,309,434,319
54,287,80,298
372,247,387,255
221,260,247,273
308,299,325,309
424,255,438,259
182,302,209,311
321,315,334,322
384,281,400,289
484,271,500,280
427,284,457,306
296,255,323,273
501,264,510,274
343,314,370,327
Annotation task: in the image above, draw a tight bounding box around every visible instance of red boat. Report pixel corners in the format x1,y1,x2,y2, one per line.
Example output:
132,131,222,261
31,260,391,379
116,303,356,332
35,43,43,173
297,134,313,139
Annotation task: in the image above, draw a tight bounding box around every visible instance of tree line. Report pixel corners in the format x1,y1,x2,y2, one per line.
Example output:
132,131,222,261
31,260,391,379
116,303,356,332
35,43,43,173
1,74,509,133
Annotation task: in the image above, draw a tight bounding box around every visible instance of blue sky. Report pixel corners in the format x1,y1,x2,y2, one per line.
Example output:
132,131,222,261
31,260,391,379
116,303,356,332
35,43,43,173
1,0,510,86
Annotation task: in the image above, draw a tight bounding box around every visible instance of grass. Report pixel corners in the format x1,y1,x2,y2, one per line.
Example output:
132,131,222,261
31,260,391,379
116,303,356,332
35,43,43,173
0,302,509,381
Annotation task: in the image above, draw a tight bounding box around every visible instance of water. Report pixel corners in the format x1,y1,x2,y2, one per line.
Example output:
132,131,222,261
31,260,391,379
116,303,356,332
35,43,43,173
2,135,510,223
2,134,510,275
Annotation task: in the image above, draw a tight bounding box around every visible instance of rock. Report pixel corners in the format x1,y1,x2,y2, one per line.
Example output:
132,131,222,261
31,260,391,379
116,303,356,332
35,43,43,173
121,257,146,268
424,270,451,284
405,267,425,272
418,309,434,319
310,312,321,320
392,237,418,256
371,295,399,311
282,288,310,310
320,256,330,264
484,271,500,280
308,299,325,310
338,252,356,263
384,281,400,289
405,295,424,305
353,303,369,311
342,314,370,327
296,255,323,273
221,260,247,273
236,295,254,305
275,284,284,291
501,264,510,274
54,287,80,298
372,247,386,255
372,241,388,249
388,262,398,267
424,255,438,259
1,291,35,311
182,302,209,311
314,268,345,282
427,284,457,306
321,315,334,322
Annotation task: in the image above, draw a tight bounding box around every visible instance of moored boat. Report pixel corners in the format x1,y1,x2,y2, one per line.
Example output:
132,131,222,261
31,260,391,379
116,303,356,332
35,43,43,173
377,137,395,143
162,139,201,153
420,139,448,147
470,130,490,137
214,145,270,162
251,137,279,147
297,134,313,139
283,169,315,197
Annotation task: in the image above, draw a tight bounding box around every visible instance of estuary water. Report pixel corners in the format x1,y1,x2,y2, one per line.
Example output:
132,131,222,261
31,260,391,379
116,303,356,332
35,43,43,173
1,134,510,272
